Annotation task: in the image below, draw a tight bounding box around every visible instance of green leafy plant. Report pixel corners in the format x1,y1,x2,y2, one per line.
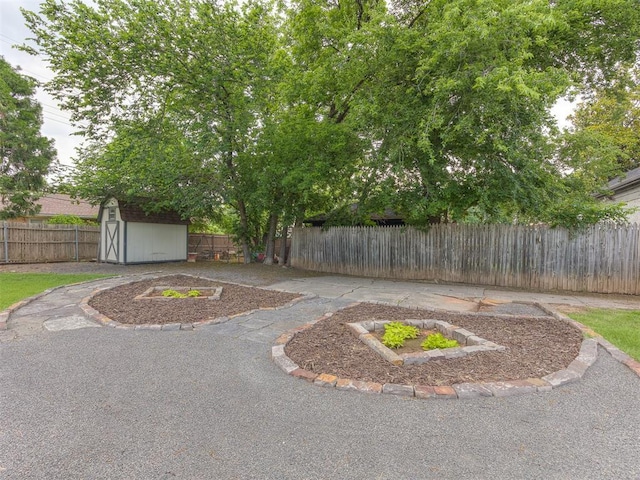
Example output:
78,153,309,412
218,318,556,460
162,289,187,298
161,289,202,298
381,322,419,349
422,333,459,351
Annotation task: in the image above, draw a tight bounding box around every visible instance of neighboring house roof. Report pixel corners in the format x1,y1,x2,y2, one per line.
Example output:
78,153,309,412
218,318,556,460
0,193,99,219
606,167,640,194
305,205,405,227
37,194,100,218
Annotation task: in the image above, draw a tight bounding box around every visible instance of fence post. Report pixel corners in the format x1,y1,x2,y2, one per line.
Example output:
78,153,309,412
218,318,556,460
3,222,8,263
75,224,79,261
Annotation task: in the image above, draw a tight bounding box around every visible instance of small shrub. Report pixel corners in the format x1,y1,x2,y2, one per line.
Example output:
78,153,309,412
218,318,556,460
421,332,459,350
162,289,187,298
382,322,419,349
187,289,201,297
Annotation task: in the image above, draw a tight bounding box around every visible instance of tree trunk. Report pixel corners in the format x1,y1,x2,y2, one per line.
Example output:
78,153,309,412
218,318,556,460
279,224,288,265
237,199,252,264
263,213,278,265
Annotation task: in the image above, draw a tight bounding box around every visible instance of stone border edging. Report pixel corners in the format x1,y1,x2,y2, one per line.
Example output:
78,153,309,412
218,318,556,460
347,319,505,366
133,285,223,301
271,301,633,400
79,273,316,331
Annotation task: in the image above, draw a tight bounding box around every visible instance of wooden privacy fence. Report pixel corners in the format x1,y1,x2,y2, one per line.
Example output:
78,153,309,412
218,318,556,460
291,224,640,295
188,233,289,262
188,233,242,262
1,222,100,263
0,225,249,264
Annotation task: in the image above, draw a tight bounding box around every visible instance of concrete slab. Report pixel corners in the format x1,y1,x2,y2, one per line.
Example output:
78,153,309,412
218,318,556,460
267,280,352,298
400,292,478,312
342,289,409,305
43,315,102,331
11,300,75,316
269,278,482,312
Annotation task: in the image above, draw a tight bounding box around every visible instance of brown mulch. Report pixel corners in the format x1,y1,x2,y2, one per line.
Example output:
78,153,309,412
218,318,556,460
285,303,583,386
89,274,584,385
88,274,300,325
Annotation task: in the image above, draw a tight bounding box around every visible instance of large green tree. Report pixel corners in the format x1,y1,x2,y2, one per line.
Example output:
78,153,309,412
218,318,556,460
285,0,640,226
568,65,640,173
0,56,56,219
22,0,640,247
24,0,282,260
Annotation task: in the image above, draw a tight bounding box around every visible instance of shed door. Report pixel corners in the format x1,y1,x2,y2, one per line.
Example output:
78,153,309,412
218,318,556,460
104,221,119,263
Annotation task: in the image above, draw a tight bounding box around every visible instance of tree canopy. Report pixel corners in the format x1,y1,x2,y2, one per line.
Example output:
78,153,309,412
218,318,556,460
569,65,640,173
0,56,56,219
21,0,640,254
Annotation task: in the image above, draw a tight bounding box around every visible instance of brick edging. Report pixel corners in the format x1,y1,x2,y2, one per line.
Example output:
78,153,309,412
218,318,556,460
79,273,316,331
271,303,617,400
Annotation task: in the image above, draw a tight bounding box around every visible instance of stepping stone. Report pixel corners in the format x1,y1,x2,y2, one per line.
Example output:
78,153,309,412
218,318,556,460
43,315,101,331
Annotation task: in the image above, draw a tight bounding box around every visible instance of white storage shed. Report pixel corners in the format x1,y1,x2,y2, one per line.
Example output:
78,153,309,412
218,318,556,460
98,197,189,264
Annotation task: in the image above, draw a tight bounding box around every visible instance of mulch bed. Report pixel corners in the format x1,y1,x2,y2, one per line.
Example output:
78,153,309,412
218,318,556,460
90,275,584,385
285,303,583,386
88,275,300,325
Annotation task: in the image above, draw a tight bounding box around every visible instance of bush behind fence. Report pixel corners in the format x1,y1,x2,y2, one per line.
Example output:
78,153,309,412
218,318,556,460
291,224,640,295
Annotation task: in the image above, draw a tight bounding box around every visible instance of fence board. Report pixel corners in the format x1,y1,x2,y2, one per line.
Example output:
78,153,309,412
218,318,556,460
291,224,640,295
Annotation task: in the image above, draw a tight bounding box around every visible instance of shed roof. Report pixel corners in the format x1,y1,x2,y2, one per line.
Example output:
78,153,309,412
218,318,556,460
101,199,189,225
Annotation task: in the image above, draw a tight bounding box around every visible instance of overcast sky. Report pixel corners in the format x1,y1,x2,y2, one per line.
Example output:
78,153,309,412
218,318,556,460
1,0,575,179
1,0,82,173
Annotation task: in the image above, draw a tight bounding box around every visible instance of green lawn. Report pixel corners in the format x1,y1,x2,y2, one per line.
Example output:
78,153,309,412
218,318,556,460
568,308,640,361
0,273,111,310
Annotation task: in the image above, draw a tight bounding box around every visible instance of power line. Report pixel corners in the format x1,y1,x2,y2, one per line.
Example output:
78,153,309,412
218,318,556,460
0,33,23,44
20,68,53,82
0,40,54,82
42,102,65,110
43,115,73,126
42,108,70,120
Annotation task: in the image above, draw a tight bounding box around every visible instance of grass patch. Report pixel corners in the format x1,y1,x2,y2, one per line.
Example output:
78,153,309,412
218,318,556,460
568,308,640,361
0,273,111,310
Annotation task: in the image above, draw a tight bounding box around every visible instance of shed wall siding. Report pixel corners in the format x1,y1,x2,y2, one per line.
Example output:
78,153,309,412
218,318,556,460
126,223,187,263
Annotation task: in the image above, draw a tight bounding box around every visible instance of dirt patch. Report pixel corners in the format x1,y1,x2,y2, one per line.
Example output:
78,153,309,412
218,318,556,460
89,274,300,325
285,303,583,386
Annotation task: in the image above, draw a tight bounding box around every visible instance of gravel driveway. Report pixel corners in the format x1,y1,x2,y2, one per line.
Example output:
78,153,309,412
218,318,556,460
1,262,639,479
